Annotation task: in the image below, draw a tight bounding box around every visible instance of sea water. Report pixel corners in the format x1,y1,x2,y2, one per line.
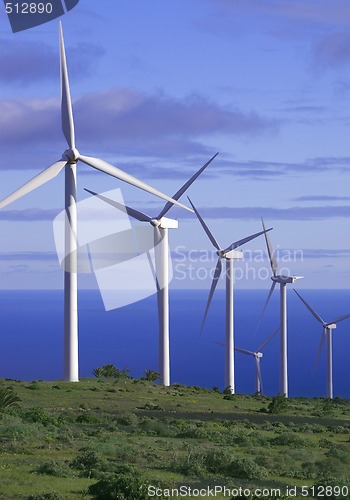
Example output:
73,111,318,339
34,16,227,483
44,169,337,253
0,289,349,398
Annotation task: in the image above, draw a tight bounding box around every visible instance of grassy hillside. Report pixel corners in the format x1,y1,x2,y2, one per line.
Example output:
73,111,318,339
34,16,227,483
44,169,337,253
0,377,350,499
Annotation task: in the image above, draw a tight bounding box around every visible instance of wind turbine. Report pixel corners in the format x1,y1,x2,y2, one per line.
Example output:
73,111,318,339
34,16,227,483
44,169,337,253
0,23,191,383
235,328,279,395
216,328,278,395
189,198,272,394
294,289,350,399
85,153,218,386
259,218,303,397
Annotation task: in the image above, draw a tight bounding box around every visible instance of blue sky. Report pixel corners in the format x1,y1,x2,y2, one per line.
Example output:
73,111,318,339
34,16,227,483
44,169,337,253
0,0,350,289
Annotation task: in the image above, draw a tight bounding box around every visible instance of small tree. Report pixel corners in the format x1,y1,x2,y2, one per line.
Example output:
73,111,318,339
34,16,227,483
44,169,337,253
0,387,21,411
141,370,161,383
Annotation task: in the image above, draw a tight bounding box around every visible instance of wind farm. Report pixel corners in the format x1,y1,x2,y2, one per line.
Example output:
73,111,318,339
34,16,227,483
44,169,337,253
0,5,348,401
1,2,350,497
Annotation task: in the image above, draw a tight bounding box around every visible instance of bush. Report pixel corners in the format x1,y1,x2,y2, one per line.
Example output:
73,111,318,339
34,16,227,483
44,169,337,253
70,450,109,478
204,448,234,474
271,433,308,448
88,474,167,499
76,413,102,424
267,394,288,414
35,461,73,478
229,457,268,479
116,414,138,426
23,408,58,427
199,448,267,479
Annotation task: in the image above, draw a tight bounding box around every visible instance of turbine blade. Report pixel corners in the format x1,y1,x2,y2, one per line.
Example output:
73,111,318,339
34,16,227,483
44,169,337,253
84,188,153,223
59,22,75,149
313,328,327,375
223,227,272,254
254,281,276,335
235,347,254,356
213,341,225,347
187,197,221,251
200,257,222,334
257,327,279,352
0,160,67,209
157,153,218,219
293,289,325,324
261,217,278,276
78,155,192,212
328,313,350,325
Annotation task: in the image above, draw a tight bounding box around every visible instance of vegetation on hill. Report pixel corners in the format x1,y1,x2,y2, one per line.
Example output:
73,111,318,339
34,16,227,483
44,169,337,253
0,372,349,499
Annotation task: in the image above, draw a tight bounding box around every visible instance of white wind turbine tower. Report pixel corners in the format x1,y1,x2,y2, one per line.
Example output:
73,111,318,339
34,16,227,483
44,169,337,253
189,198,272,394
216,328,278,395
85,152,218,386
294,289,350,399
0,23,191,383
259,218,303,397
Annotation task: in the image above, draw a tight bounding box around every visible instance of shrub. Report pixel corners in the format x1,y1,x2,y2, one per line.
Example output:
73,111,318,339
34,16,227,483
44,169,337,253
76,413,102,424
26,382,41,390
271,433,307,448
0,387,21,411
93,365,130,380
229,457,268,479
203,449,267,479
141,370,161,382
35,461,73,478
88,474,167,499
116,414,138,426
23,408,57,427
267,393,288,414
70,450,109,478
204,448,234,474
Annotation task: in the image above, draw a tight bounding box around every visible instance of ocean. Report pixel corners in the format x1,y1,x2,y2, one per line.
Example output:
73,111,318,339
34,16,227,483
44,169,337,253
0,289,350,398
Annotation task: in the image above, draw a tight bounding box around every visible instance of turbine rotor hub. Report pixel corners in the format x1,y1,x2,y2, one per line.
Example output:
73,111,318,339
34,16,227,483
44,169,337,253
151,219,161,227
62,147,79,163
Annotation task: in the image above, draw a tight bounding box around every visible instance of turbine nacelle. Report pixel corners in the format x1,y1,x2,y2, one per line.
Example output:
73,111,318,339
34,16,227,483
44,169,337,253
272,275,301,284
157,217,179,229
255,352,263,359
62,147,79,162
216,249,244,260
326,323,337,330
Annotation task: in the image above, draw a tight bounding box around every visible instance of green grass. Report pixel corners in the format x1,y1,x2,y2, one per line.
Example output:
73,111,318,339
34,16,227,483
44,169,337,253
0,378,350,499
